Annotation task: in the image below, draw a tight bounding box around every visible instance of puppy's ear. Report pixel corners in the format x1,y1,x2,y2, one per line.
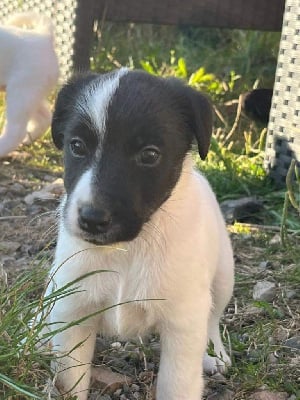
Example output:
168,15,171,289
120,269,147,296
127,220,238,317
168,79,213,160
185,87,213,160
52,73,99,149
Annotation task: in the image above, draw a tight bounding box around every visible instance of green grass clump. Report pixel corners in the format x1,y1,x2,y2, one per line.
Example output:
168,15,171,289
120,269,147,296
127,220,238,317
0,264,51,399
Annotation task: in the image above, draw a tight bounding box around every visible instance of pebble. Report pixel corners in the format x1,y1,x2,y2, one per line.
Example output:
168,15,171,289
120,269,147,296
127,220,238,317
0,241,21,253
212,372,226,381
0,186,7,195
272,327,289,343
284,289,297,299
113,388,122,397
244,305,265,315
249,390,289,400
259,261,272,270
24,178,64,205
220,196,263,224
284,336,300,350
111,341,122,350
269,234,281,245
207,388,234,399
253,280,276,302
10,182,26,195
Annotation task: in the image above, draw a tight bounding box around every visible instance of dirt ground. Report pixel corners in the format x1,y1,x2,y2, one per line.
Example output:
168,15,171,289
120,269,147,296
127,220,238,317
0,153,299,400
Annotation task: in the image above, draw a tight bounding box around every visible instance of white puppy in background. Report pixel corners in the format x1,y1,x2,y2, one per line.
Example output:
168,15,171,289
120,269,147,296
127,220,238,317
0,12,59,158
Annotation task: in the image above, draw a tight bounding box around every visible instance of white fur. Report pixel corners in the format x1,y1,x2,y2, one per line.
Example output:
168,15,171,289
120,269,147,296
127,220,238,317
76,68,128,144
45,155,234,400
0,12,59,158
64,169,93,235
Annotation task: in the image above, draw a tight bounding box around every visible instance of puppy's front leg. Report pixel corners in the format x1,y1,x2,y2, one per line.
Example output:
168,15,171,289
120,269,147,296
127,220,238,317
51,323,96,400
157,304,210,400
24,100,52,144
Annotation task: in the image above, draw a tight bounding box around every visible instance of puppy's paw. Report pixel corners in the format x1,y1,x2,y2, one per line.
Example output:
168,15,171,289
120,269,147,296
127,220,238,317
203,352,231,375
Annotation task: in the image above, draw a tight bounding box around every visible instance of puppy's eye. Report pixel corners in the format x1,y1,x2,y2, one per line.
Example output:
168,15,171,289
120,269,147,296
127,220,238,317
70,138,87,157
137,146,161,166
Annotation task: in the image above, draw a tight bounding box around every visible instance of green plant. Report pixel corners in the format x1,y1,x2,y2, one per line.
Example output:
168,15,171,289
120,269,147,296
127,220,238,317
140,52,241,102
91,23,280,90
0,262,50,399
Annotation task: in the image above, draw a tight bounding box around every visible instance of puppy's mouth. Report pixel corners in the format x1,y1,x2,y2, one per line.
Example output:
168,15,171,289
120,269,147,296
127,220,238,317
72,223,142,246
78,232,119,246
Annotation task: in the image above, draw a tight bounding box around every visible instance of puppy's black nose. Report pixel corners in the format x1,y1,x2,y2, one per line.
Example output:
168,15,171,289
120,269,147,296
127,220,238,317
78,205,112,234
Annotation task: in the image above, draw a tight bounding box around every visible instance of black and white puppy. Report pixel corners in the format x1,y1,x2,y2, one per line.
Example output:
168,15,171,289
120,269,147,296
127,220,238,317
46,68,234,400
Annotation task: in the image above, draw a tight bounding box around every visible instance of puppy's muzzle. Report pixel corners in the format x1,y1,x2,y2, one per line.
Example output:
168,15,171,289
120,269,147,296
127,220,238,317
78,204,112,235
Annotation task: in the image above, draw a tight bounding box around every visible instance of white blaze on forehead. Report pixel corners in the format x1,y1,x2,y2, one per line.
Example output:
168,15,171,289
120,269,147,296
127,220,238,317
76,68,129,142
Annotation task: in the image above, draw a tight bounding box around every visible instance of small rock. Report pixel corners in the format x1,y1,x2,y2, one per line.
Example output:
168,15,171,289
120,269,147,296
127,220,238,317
244,305,265,316
212,372,226,381
220,197,263,224
91,366,132,394
270,260,281,270
253,280,276,302
259,261,272,270
10,182,26,196
269,234,281,245
111,341,122,350
0,186,7,195
24,178,64,205
249,390,289,400
272,327,289,343
43,174,56,182
1,256,16,268
284,336,300,350
113,388,122,397
0,241,21,253
207,388,234,400
284,289,298,299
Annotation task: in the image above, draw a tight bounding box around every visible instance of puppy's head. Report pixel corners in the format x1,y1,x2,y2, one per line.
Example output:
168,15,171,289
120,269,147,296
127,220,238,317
52,69,212,245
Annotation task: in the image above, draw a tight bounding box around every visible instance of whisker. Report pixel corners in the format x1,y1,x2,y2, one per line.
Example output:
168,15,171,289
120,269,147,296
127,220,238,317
40,223,58,241
27,210,57,225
